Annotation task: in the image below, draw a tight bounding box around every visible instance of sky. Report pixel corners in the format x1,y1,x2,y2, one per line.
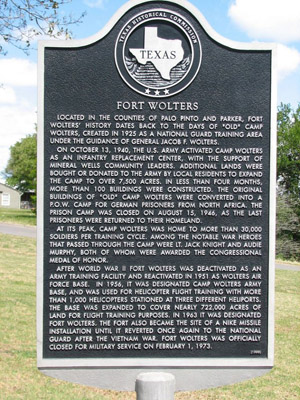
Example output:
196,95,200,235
1,0,300,180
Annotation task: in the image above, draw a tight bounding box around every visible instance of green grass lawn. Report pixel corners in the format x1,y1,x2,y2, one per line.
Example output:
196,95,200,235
0,208,36,226
0,233,299,399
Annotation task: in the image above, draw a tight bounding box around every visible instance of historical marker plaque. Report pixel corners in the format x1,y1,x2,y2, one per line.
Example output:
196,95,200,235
37,0,276,389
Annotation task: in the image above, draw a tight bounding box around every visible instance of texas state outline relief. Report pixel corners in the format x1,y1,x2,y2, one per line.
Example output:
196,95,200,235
129,27,184,80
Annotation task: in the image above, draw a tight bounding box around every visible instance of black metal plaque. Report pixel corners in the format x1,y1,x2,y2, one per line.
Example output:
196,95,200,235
38,0,275,368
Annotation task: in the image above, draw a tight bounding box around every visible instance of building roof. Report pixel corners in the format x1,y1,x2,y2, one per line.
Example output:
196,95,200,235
0,182,22,194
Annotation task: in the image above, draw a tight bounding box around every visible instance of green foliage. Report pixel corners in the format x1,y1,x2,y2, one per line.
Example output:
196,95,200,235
277,103,300,208
276,104,300,261
4,133,37,193
0,0,85,55
276,190,300,261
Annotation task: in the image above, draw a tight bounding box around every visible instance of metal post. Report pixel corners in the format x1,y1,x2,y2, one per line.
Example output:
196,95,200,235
135,372,176,400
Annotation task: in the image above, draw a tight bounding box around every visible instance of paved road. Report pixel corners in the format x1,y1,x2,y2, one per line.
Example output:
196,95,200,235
0,223,36,238
0,223,299,271
275,263,300,271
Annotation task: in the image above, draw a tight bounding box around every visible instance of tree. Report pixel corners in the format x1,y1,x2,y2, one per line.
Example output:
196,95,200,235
276,188,300,261
4,133,37,194
0,0,85,55
276,104,300,260
277,103,300,207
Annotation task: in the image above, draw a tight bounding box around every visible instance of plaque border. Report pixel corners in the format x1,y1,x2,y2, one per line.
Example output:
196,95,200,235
37,0,276,370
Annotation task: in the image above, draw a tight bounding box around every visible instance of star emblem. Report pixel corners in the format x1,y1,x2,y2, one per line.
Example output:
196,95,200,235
145,88,151,94
154,90,160,96
164,89,170,95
